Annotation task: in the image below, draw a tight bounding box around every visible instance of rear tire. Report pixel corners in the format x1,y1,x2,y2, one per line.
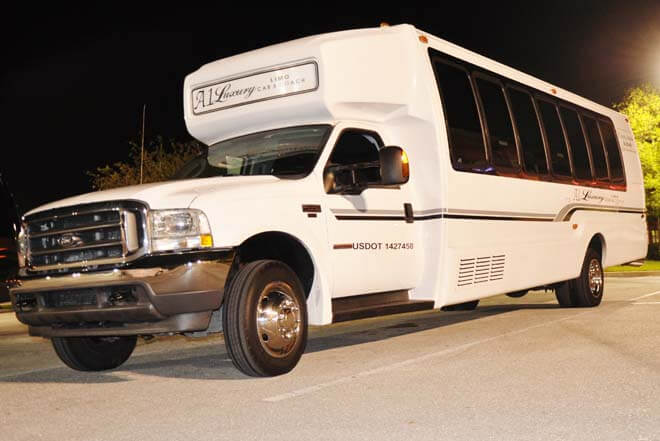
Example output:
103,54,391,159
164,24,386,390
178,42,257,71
441,300,479,311
222,260,308,377
507,290,528,298
555,282,574,307
555,247,604,308
569,248,604,307
51,336,137,371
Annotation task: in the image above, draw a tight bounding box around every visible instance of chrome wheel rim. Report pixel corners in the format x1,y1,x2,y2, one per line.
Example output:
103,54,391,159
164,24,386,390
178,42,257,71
256,282,301,358
588,258,603,296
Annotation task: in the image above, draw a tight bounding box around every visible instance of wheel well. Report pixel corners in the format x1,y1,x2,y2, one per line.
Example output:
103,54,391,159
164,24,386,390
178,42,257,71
232,232,315,298
588,234,606,262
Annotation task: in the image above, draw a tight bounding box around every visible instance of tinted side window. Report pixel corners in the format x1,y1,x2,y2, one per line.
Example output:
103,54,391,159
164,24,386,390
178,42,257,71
583,116,608,180
475,78,518,170
508,88,548,175
325,130,382,192
599,121,625,184
560,107,592,181
538,100,571,177
328,131,381,165
432,61,488,172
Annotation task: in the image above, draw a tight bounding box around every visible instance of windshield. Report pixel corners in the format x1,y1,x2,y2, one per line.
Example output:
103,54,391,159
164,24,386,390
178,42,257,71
174,125,331,180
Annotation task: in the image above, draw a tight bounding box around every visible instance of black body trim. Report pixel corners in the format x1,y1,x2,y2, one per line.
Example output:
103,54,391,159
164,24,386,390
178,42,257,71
302,204,322,213
334,206,644,223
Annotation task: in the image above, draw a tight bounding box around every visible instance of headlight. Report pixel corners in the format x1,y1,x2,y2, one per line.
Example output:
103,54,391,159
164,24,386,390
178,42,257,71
17,225,27,268
148,209,214,252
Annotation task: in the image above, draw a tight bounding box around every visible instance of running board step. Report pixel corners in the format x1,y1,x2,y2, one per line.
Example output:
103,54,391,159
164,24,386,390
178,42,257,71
332,290,434,323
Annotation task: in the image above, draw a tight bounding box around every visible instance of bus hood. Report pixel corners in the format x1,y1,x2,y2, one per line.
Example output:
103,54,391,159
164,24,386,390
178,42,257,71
25,175,295,216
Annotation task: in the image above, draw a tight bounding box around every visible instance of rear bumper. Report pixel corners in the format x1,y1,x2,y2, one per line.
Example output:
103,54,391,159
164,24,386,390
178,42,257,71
9,249,234,337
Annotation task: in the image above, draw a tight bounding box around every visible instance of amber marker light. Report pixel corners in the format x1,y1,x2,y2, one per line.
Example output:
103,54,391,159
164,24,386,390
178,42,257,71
419,35,428,44
200,234,214,248
401,150,410,179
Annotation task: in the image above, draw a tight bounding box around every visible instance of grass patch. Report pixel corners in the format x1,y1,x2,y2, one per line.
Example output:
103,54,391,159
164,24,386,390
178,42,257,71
606,260,660,272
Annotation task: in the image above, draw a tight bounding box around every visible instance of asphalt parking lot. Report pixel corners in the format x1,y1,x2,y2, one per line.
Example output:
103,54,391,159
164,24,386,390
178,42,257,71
1,276,659,441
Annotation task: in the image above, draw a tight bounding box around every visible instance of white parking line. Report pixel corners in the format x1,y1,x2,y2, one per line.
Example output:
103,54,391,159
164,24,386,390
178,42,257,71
632,302,660,305
263,310,593,403
630,290,660,301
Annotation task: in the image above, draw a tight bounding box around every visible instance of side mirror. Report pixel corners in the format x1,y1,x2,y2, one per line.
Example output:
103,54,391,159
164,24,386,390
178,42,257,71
379,146,409,185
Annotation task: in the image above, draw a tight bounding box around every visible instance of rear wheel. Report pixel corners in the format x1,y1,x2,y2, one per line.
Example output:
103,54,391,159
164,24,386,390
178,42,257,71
51,336,137,371
441,300,479,311
555,247,604,308
222,260,308,377
555,281,574,307
506,290,528,298
569,248,604,307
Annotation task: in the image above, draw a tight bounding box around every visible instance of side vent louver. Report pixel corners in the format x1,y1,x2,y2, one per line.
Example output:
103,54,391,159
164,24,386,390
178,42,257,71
457,255,505,287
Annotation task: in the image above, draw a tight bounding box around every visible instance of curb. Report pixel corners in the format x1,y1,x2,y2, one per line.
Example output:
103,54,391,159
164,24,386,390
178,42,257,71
605,271,660,278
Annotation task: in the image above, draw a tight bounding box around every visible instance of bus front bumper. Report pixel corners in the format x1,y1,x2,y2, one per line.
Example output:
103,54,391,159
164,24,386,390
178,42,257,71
9,249,234,337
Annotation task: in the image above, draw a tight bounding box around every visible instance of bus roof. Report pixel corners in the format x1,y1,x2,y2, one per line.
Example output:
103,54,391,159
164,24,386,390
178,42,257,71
184,24,627,145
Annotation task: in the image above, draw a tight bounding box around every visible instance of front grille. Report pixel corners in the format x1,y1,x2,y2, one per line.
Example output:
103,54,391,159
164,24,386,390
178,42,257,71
25,201,147,272
42,289,99,308
17,285,140,310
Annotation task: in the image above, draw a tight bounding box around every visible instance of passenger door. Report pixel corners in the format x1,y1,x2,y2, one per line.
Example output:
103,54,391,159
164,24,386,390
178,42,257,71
322,126,417,297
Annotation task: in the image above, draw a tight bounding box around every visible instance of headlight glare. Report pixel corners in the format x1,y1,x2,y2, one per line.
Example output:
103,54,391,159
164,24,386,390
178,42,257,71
17,225,27,268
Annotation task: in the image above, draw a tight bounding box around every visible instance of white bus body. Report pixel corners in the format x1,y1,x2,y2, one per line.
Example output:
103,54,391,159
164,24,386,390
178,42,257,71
11,24,647,376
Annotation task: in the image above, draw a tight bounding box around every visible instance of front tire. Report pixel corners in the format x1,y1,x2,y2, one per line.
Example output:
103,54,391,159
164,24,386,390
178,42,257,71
222,260,308,377
51,336,137,371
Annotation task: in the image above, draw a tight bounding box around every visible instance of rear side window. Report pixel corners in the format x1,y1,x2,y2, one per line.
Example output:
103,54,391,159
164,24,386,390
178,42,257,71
538,100,571,177
560,107,592,181
599,121,625,184
508,88,548,175
475,78,519,171
432,60,488,172
582,116,608,180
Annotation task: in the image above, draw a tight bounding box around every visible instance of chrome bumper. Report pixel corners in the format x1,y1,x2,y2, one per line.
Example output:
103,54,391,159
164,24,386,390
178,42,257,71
9,249,234,337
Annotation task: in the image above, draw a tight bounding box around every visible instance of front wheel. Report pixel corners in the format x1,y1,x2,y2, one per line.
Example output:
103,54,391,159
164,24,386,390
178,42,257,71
51,336,137,371
222,260,308,377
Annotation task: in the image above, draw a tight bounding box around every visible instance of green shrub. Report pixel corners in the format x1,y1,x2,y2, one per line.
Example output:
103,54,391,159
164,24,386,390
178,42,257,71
88,137,204,191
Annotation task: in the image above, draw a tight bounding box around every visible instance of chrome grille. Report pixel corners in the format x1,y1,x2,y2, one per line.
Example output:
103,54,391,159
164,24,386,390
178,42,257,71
24,202,146,272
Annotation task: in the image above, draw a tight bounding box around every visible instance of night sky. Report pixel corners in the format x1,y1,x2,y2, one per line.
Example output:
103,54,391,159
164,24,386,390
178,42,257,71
2,3,659,213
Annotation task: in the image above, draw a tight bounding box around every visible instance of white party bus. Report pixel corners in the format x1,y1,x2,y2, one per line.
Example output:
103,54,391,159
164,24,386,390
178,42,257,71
10,24,647,376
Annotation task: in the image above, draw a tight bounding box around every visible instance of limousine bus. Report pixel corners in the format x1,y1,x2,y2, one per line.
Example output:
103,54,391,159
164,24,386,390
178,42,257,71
10,24,647,376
